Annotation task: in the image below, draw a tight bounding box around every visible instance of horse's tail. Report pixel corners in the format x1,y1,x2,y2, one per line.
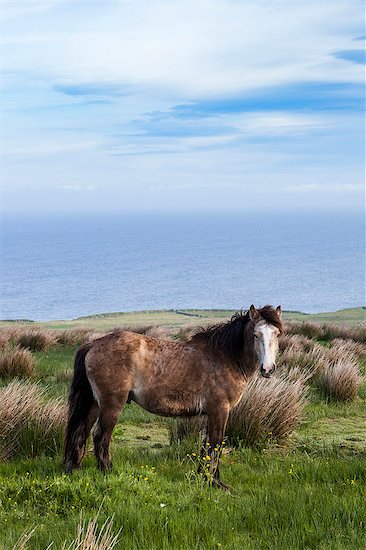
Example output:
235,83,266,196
64,342,94,472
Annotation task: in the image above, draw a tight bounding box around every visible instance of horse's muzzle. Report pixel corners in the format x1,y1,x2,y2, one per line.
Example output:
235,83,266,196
260,365,275,378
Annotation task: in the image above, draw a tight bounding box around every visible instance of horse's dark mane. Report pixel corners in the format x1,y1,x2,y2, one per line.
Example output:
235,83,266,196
190,306,283,372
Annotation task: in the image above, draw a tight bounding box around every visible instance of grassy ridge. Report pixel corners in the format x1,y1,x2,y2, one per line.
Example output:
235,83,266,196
1,306,365,330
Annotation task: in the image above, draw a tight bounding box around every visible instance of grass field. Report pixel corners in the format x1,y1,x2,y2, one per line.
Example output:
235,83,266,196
0,309,365,549
1,306,365,329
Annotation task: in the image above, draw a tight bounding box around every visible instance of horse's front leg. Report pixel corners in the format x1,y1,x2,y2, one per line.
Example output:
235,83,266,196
201,406,230,490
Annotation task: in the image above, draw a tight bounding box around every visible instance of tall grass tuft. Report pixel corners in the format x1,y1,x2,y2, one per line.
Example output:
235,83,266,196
227,375,307,446
331,338,366,359
286,321,366,344
277,340,326,380
0,381,66,460
286,322,323,340
55,328,93,346
63,516,121,550
0,346,35,379
171,375,306,447
17,329,57,351
11,527,36,550
13,516,120,550
321,323,366,344
318,358,363,402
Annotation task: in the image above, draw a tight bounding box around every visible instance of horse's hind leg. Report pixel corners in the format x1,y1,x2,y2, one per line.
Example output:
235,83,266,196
65,401,99,472
93,396,126,471
83,400,100,451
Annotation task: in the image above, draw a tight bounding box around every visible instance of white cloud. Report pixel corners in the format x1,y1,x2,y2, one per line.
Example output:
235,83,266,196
0,1,363,97
0,0,364,213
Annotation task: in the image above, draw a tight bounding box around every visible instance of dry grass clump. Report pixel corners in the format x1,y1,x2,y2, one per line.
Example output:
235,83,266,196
277,340,327,380
0,326,24,349
0,346,35,379
87,331,110,342
13,516,120,550
17,329,57,351
171,375,307,447
63,516,121,550
278,333,315,353
11,527,36,550
144,325,171,339
111,324,172,340
318,358,363,402
331,338,366,358
286,321,323,340
55,328,93,346
0,326,95,352
0,332,12,351
286,321,366,344
227,375,307,446
175,325,201,341
321,323,366,343
0,381,66,460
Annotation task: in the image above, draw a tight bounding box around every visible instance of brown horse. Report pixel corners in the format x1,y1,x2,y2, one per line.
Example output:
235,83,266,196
64,305,283,487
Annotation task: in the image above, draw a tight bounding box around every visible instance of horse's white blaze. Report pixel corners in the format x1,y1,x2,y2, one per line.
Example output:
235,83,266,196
254,321,279,374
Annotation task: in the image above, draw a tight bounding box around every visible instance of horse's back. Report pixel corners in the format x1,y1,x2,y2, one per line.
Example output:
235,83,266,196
84,330,210,413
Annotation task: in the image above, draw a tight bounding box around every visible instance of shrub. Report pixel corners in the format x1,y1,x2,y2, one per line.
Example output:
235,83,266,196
0,346,35,379
318,358,363,402
0,381,66,460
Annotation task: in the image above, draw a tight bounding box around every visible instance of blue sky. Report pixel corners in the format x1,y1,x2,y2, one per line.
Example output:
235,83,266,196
0,0,364,213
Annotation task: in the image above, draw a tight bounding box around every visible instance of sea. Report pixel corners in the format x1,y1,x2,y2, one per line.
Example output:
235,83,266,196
0,211,364,321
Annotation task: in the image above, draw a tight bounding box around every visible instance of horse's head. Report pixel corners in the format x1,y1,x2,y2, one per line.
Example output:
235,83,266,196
249,305,282,378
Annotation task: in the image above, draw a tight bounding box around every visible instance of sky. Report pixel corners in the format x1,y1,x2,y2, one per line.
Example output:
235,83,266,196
0,0,365,214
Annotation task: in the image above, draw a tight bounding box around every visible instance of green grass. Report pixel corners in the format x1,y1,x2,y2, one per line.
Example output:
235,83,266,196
0,444,365,549
0,316,366,549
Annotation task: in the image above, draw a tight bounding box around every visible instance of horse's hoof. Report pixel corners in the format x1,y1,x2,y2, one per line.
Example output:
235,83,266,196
64,462,74,474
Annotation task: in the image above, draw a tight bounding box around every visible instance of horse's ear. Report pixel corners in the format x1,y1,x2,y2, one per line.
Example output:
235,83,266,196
249,305,259,321
276,305,282,319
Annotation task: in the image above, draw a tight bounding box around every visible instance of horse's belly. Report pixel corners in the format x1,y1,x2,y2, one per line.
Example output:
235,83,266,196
131,387,205,418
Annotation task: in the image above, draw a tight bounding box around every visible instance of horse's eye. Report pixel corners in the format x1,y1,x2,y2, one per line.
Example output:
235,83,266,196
254,334,258,339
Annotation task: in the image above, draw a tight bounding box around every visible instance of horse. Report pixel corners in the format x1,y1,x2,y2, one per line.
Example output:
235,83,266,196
64,304,283,488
